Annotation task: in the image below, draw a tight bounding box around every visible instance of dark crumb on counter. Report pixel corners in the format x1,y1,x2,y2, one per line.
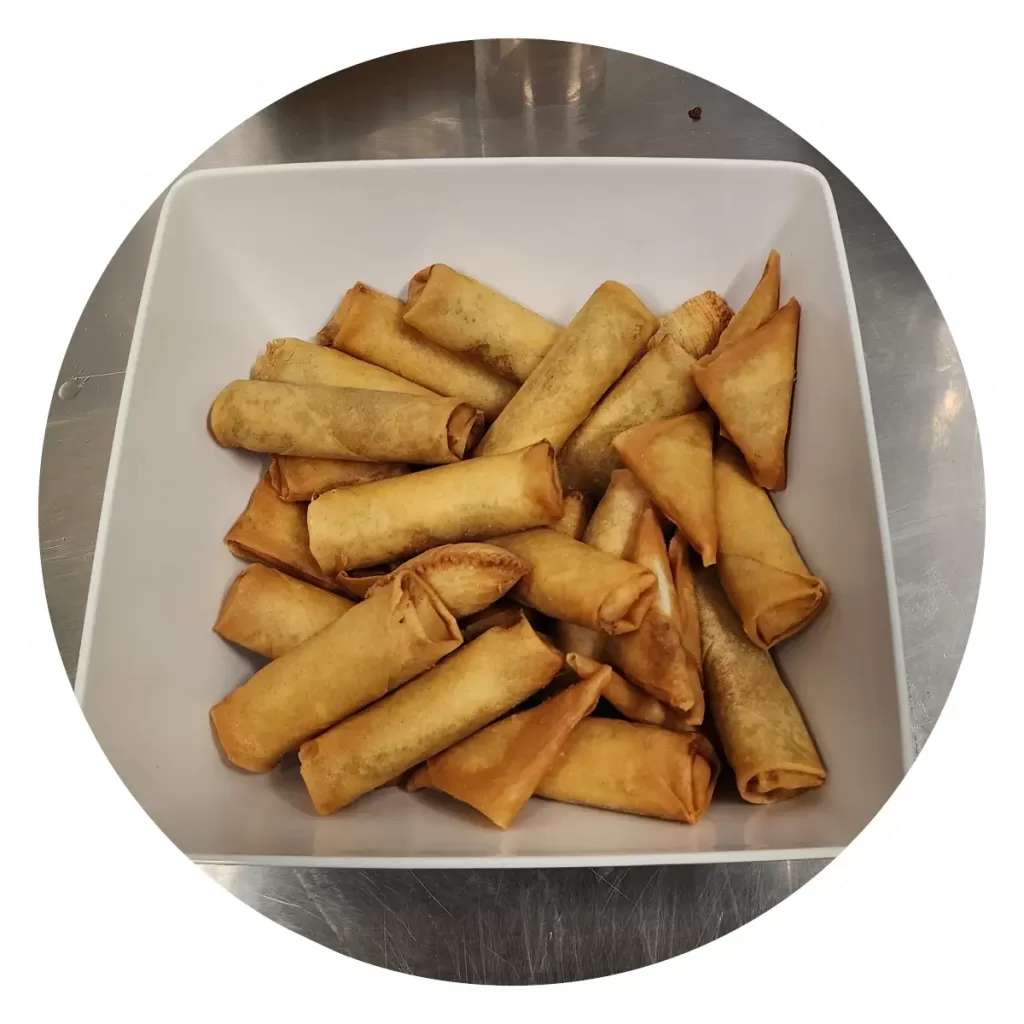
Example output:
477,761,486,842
688,106,703,121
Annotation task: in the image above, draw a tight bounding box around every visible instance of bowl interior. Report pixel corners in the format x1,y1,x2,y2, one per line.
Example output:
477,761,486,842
77,158,907,864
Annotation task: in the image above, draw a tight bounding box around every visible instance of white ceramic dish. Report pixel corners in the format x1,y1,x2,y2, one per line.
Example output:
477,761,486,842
76,157,910,866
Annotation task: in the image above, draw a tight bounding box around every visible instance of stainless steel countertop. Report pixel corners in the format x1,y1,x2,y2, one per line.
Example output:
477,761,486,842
39,40,983,983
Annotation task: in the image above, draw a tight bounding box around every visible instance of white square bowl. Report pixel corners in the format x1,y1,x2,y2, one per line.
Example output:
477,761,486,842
76,157,911,866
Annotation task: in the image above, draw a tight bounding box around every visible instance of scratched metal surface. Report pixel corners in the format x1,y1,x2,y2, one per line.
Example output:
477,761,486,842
39,41,983,983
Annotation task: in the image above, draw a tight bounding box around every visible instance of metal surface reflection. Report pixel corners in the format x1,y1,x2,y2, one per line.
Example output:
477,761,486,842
39,39,982,982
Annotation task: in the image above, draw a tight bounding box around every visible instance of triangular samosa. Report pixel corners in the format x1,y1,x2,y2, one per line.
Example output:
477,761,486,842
612,411,717,565
693,297,800,491
718,250,781,348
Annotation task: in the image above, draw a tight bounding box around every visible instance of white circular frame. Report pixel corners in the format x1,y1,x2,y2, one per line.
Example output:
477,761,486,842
14,12,1007,1011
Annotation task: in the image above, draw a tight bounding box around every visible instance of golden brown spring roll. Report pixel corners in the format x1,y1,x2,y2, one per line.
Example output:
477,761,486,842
558,310,723,495
693,298,799,491
717,250,780,348
493,528,656,635
224,473,342,591
584,468,652,557
307,441,563,573
552,490,590,539
251,337,436,395
209,379,483,464
406,669,609,828
299,613,563,814
475,282,657,457
210,573,461,772
567,653,693,732
653,290,734,359
555,469,651,659
694,567,825,802
713,443,828,649
268,455,406,502
403,264,562,383
213,563,354,659
613,411,717,566
669,532,703,679
360,543,530,618
320,283,518,420
604,507,704,720
535,719,719,824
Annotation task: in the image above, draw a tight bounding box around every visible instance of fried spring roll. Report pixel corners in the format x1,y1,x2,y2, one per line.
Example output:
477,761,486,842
307,441,563,574
552,490,590,540
653,290,734,359
713,443,828,648
493,528,656,635
213,563,355,659
693,298,799,491
613,411,717,566
406,670,609,828
210,573,461,772
224,473,342,591
268,455,407,501
559,299,726,495
567,653,693,732
605,507,704,720
694,567,825,803
360,543,530,618
717,250,780,348
555,469,650,659
209,379,483,464
320,283,518,420
475,282,657,457
584,468,651,556
299,614,563,814
669,532,704,677
403,264,562,383
535,719,720,824
251,337,436,395
252,338,426,498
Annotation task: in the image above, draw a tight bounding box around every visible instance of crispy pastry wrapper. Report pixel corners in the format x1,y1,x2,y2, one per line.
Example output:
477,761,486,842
613,411,717,565
652,290,734,359
535,718,720,824
567,652,693,733
403,264,562,383
693,297,799,491
493,527,657,635
555,469,651,659
475,281,657,457
210,573,461,773
713,443,828,648
694,567,825,803
552,490,590,540
320,282,517,420
605,507,704,720
406,670,609,828
268,455,406,502
224,472,343,591
359,543,530,618
559,292,729,494
717,250,780,348
299,613,563,815
307,441,564,574
251,337,435,395
208,379,483,464
213,563,355,659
